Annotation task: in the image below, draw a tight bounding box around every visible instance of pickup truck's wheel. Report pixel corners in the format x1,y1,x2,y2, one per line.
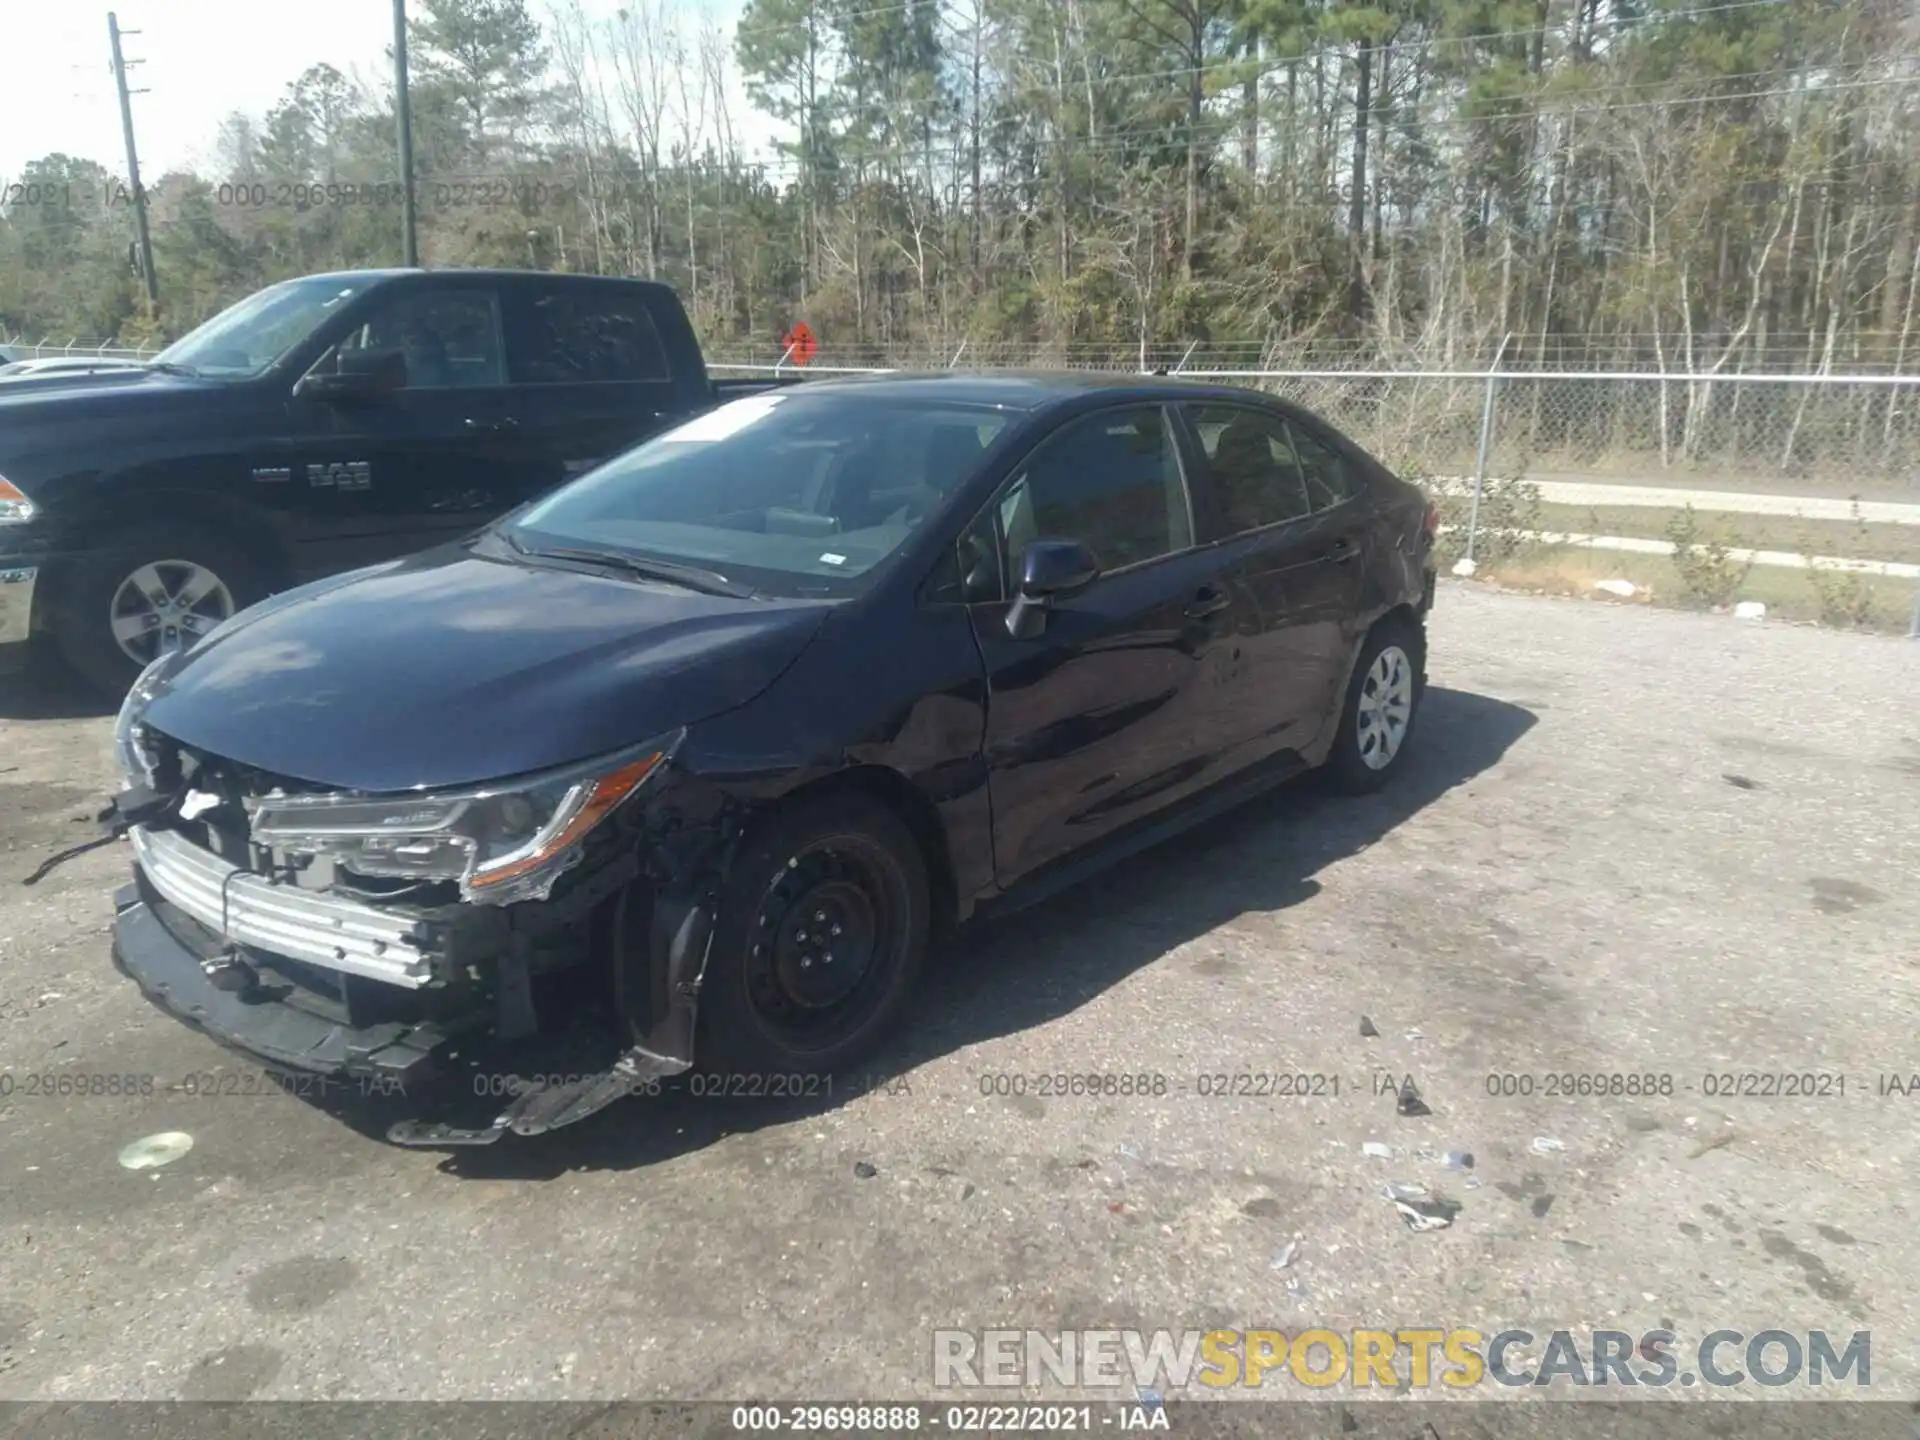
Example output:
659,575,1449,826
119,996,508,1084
56,526,264,696
1323,617,1425,794
697,791,929,1076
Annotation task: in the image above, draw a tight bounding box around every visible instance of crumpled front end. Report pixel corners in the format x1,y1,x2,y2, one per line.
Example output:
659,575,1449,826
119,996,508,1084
108,685,738,1146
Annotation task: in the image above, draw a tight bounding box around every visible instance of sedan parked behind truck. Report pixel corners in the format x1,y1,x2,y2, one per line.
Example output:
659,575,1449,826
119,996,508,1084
102,373,1438,1145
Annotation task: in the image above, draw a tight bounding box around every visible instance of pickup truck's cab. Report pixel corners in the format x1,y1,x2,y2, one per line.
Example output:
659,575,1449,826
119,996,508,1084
0,268,739,693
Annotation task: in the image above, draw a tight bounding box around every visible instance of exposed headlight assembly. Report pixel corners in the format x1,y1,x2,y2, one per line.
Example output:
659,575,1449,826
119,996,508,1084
245,730,684,906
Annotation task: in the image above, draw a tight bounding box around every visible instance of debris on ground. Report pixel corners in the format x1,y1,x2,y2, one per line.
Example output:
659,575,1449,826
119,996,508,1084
1687,1131,1737,1160
1530,1136,1565,1155
1733,601,1767,621
1593,579,1639,598
117,1132,193,1171
1391,1191,1463,1232
1722,773,1761,790
853,1160,878,1179
1117,1142,1142,1163
1269,1238,1299,1271
1404,1028,1426,1042
1381,1181,1431,1204
1452,557,1478,577
1284,1273,1311,1302
1359,1016,1380,1038
1362,1141,1394,1160
1443,1149,1475,1170
1396,1080,1433,1117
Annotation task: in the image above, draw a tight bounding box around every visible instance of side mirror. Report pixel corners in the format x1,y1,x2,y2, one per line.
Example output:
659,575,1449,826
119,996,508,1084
1006,538,1099,639
294,348,406,401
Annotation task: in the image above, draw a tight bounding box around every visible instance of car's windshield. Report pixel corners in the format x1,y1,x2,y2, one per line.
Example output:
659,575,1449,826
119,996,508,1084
152,276,370,378
502,391,1013,598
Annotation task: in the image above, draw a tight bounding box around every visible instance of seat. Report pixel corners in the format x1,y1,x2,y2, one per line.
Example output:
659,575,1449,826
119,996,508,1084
1211,414,1308,530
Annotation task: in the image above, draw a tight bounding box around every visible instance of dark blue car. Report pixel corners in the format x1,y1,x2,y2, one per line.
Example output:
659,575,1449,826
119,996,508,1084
103,373,1438,1145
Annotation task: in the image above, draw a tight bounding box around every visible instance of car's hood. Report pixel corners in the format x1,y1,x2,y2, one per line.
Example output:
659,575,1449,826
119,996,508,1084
141,546,832,791
0,366,217,415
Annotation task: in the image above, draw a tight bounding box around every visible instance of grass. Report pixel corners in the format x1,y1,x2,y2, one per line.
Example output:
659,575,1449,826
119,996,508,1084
1535,502,1920,566
1474,544,1919,634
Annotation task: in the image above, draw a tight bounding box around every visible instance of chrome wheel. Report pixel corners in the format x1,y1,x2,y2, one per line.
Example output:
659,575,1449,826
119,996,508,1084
1355,643,1414,771
108,560,236,664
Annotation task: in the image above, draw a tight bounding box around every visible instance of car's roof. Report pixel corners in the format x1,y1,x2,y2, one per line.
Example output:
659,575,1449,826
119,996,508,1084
787,369,1283,412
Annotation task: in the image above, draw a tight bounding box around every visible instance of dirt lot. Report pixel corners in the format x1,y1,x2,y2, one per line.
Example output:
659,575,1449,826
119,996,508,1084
0,584,1916,1416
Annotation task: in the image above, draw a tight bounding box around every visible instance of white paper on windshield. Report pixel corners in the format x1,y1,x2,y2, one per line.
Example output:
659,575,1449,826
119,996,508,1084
819,552,848,566
659,392,787,443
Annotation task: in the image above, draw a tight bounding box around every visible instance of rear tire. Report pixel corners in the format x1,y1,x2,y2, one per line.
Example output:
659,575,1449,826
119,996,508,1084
55,524,265,698
1323,617,1425,794
697,790,929,1077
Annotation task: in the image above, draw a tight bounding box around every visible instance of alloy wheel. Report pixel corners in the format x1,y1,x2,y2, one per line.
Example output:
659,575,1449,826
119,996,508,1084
1355,643,1414,771
108,559,236,664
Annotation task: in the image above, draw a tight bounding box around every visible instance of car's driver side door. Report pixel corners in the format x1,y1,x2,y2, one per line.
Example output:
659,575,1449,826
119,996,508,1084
963,404,1250,887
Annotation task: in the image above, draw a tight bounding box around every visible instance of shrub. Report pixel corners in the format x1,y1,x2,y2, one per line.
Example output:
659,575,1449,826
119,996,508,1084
1665,505,1753,608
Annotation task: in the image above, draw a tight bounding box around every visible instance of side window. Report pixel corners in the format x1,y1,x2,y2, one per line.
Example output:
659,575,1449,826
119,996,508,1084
508,286,670,383
1286,422,1359,511
1001,406,1191,576
1185,404,1314,534
332,288,504,388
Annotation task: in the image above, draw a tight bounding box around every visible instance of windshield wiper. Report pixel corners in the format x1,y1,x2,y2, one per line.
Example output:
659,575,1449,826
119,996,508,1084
145,360,198,377
513,541,754,598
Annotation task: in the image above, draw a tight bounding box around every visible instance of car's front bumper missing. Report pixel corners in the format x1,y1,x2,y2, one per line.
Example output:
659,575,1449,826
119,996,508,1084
110,879,465,1084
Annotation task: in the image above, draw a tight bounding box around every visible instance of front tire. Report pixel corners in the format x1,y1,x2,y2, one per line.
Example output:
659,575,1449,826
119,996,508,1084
697,790,930,1076
1323,618,1424,794
55,525,265,697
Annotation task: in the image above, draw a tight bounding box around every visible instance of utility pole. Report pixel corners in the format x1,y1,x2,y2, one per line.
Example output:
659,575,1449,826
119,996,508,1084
108,12,158,312
392,0,419,266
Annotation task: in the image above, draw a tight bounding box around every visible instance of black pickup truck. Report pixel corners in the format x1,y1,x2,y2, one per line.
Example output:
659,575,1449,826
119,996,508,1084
0,268,781,693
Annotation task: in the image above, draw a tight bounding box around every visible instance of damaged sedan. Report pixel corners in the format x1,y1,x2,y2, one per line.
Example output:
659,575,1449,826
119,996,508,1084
104,373,1438,1145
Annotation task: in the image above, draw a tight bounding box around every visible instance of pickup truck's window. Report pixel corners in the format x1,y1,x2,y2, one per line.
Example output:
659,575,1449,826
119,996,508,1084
509,288,670,383
504,392,1008,598
153,275,368,378
330,289,504,388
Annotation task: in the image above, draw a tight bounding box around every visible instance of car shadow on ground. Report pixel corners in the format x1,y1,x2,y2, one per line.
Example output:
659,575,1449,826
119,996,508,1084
0,646,117,720
308,685,1537,1178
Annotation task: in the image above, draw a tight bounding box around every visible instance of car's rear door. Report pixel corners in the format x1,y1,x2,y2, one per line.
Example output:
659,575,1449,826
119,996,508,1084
499,277,686,495
1279,413,1374,721
1177,400,1356,764
961,403,1248,886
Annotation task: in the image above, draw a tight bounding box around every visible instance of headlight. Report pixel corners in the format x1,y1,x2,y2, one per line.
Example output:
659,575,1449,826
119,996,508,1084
113,653,179,787
0,476,36,524
245,730,684,906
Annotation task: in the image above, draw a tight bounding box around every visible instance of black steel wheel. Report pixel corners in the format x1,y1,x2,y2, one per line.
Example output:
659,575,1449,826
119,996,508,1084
699,791,929,1075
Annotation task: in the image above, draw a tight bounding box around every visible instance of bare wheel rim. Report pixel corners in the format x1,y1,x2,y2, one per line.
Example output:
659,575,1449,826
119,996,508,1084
1355,643,1414,771
108,559,236,665
743,835,906,1054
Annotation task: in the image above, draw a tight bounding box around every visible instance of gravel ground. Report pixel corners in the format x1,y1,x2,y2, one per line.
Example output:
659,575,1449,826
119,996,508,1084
0,583,1916,1419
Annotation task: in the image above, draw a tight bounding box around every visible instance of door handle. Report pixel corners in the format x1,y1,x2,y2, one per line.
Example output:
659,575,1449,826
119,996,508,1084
465,416,519,432
1322,536,1358,564
1184,585,1232,619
